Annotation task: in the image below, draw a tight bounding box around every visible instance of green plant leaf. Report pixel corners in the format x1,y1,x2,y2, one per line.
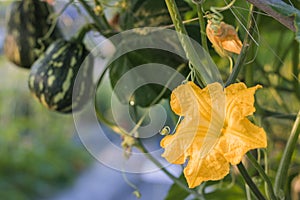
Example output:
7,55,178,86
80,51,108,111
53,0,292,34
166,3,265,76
204,185,245,200
164,173,190,200
109,46,187,107
267,0,300,43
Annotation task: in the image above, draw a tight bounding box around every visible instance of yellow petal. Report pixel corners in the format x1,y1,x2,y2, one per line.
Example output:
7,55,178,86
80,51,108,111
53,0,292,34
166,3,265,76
184,148,229,188
225,83,262,123
219,118,267,165
161,82,225,164
161,82,203,164
218,83,267,164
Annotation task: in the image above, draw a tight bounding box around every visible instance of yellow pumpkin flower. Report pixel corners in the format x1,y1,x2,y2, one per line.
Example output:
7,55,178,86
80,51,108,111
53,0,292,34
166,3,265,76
160,81,267,188
206,20,243,57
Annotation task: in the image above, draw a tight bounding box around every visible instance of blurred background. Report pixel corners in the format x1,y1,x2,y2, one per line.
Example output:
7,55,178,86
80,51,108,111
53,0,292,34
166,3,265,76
0,1,176,200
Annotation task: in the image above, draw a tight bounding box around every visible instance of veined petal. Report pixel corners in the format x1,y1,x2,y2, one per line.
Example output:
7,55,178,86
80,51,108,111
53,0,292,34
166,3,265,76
222,40,242,55
161,82,203,164
219,22,242,54
195,82,225,159
160,124,197,164
161,82,225,168
219,118,267,165
225,83,262,125
218,83,267,164
184,148,229,188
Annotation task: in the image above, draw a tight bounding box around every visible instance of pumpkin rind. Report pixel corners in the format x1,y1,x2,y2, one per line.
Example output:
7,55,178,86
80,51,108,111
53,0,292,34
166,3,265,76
28,39,94,113
4,0,61,68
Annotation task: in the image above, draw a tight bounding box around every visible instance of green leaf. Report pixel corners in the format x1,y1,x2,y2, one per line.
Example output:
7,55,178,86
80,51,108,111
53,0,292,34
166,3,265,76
164,173,190,200
109,45,188,107
204,185,245,200
110,0,202,107
268,0,300,43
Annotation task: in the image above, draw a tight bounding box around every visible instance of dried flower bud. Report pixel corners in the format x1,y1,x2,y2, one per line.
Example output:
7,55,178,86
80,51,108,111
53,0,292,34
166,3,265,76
206,20,242,57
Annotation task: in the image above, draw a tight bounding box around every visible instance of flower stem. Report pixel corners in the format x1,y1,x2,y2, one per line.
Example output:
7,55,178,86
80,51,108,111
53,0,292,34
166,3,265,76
246,152,277,200
78,0,109,33
274,110,300,196
74,23,96,42
263,150,271,200
165,0,213,85
135,140,205,200
195,3,209,53
292,42,300,100
225,4,256,86
237,162,266,200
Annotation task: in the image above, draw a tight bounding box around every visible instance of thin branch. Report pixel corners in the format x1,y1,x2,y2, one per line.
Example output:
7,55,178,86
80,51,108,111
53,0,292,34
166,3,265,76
237,162,266,200
246,153,277,200
274,110,300,195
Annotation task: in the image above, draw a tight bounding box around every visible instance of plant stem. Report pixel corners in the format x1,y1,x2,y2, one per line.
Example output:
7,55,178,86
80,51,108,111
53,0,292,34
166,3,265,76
74,23,96,42
97,1,111,30
78,0,108,32
274,110,300,196
195,3,209,53
246,152,277,200
237,162,266,200
245,184,252,200
165,0,213,85
263,150,270,200
292,43,300,100
225,5,256,86
136,140,204,200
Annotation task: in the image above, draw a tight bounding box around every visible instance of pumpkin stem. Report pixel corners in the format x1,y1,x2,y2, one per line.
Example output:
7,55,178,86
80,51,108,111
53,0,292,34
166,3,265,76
73,23,97,43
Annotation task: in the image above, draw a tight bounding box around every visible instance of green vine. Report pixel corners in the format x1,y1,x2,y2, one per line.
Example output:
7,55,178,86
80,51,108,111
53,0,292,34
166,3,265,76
274,110,300,196
225,4,257,86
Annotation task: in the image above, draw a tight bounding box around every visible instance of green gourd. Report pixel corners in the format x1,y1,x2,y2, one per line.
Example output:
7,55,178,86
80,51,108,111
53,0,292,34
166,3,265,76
4,0,61,68
28,39,94,113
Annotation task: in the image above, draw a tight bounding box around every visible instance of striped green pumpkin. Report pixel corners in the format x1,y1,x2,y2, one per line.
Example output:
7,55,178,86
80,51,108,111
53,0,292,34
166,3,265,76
4,0,61,68
28,39,94,113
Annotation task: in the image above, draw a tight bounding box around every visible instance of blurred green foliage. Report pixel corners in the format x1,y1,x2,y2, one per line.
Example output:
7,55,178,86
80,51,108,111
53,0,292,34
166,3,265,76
0,57,91,200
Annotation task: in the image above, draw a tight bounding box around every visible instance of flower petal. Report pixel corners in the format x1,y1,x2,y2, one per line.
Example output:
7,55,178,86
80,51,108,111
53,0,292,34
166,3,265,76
219,118,267,165
218,83,267,164
161,82,203,164
161,82,225,171
219,22,242,54
225,83,262,124
221,40,242,55
184,148,229,188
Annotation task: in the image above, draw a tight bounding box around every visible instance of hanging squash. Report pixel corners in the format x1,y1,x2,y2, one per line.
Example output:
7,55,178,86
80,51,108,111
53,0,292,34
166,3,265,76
28,39,94,113
4,0,61,68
